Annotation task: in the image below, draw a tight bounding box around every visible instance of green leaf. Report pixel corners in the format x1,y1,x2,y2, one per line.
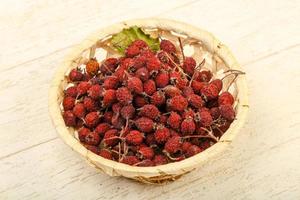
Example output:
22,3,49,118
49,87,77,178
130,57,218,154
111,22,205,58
111,26,160,54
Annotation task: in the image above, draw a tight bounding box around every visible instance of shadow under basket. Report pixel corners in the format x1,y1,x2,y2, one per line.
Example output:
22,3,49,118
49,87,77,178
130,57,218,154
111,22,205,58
48,18,249,184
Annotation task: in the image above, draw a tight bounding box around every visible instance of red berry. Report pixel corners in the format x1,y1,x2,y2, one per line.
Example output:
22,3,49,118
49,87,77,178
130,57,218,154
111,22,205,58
196,110,213,127
112,102,122,113
132,39,148,49
167,95,188,112
65,86,78,98
182,57,196,76
211,79,223,92
160,40,176,54
102,89,117,107
139,104,160,120
86,58,99,75
95,123,111,137
103,129,119,146
182,108,195,119
146,56,161,74
185,145,202,157
83,97,98,111
121,156,139,166
111,114,125,129
103,111,113,124
182,86,194,97
63,96,75,111
218,91,234,106
201,83,219,100
191,80,206,94
182,141,193,153
138,146,154,159
126,45,140,58
85,145,100,154
77,81,91,96
135,117,154,133
151,91,166,106
69,69,83,81
210,107,221,120
154,126,170,144
134,95,148,108
116,87,133,105
63,111,76,126
135,67,149,82
153,154,168,165
181,117,196,135
155,71,169,88
113,66,127,82
188,94,204,109
88,84,103,99
84,112,100,128
167,112,182,130
103,76,119,89
195,70,212,82
219,104,235,121
143,79,156,95
127,77,143,94
85,132,100,145
73,103,86,118
78,127,90,142
126,130,144,145
120,105,135,119
163,85,181,97
157,51,170,64
99,149,113,160
100,58,119,74
164,136,182,154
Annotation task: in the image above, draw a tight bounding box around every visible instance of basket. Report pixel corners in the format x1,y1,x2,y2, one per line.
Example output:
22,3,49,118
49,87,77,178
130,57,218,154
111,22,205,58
49,18,249,184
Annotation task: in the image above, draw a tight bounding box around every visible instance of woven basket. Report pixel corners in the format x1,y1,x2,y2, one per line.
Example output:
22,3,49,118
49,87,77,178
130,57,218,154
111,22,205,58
49,18,248,184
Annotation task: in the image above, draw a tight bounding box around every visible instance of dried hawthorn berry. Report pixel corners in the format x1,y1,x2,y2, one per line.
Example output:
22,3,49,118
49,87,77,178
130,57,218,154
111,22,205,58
126,130,144,145
86,58,99,75
63,111,76,126
218,91,234,106
69,69,83,82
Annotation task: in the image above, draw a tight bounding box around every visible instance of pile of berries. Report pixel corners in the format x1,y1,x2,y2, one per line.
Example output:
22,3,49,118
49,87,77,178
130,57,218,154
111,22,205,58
62,39,239,167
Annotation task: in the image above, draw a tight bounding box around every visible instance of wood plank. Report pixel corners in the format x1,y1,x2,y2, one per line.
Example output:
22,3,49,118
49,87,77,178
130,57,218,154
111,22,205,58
1,44,299,199
0,0,300,164
0,0,197,70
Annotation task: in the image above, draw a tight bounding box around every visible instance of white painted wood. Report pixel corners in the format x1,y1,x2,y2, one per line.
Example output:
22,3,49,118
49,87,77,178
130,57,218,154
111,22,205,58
1,0,300,199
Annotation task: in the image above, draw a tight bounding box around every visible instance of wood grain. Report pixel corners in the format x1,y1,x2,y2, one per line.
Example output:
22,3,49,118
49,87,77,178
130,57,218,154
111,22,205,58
1,0,300,199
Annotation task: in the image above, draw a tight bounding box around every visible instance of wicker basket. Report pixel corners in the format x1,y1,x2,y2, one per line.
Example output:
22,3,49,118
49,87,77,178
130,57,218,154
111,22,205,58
49,18,248,184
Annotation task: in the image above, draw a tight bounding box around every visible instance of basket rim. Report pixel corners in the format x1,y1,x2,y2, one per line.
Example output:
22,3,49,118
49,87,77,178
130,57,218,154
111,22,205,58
49,18,249,176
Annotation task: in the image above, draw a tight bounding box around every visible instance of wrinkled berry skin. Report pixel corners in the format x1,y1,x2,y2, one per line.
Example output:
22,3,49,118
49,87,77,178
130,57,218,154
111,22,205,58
218,91,234,106
135,117,154,133
154,126,170,144
63,111,76,126
69,69,83,82
126,130,144,145
220,104,235,122
167,95,188,112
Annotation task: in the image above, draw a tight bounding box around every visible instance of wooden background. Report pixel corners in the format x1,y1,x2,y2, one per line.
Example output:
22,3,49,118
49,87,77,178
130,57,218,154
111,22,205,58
1,0,300,199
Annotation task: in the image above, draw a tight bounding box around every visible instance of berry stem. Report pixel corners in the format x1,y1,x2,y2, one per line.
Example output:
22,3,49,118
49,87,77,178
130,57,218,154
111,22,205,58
189,58,205,86
163,150,184,161
183,127,219,142
221,71,245,81
163,52,190,78
178,37,185,61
